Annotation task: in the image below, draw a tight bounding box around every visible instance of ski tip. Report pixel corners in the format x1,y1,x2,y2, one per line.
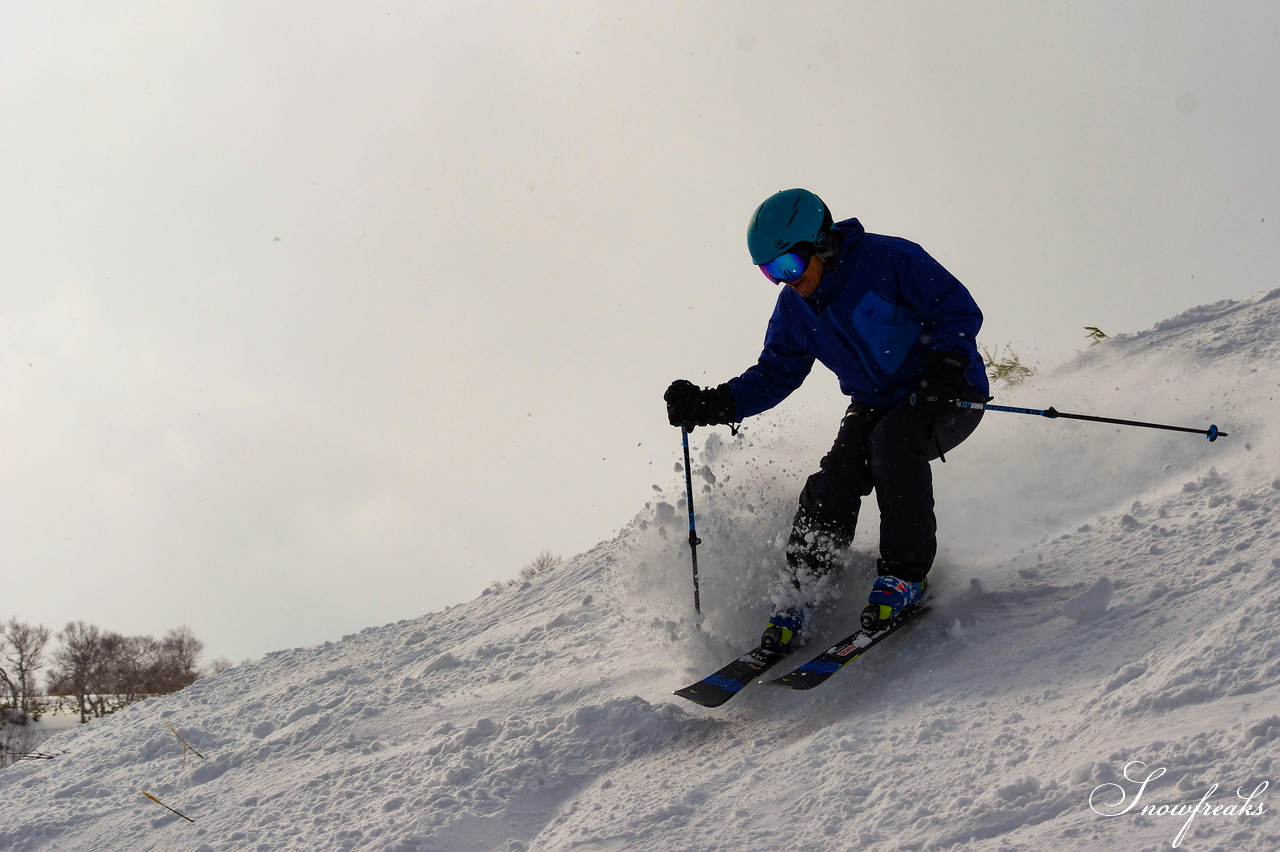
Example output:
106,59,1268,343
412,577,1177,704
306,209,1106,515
673,684,736,708
673,692,732,709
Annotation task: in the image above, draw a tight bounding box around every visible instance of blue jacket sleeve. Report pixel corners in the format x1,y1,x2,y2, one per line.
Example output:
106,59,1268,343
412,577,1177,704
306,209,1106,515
726,298,815,419
892,243,983,367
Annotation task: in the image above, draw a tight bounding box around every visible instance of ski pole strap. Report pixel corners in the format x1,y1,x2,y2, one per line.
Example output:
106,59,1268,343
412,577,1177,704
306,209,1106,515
955,401,1227,441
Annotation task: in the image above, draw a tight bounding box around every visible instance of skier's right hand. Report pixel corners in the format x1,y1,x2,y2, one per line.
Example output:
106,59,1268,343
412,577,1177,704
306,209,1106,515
664,380,737,431
912,350,969,421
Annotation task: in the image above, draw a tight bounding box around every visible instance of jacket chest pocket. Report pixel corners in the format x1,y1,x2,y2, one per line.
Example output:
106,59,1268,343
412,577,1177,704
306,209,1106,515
849,291,924,376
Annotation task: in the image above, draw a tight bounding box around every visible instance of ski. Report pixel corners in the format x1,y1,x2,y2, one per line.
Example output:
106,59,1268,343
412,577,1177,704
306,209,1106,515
673,644,792,708
767,604,930,690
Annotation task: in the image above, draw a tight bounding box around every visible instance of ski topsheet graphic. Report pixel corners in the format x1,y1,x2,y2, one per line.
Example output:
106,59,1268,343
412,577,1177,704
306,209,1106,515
674,604,928,706
768,604,929,690
673,644,791,708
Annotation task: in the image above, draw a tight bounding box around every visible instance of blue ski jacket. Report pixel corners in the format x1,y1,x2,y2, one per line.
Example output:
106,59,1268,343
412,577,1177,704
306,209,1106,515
727,219,988,417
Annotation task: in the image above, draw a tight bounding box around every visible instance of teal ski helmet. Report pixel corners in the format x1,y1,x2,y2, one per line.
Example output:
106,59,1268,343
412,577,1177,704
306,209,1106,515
747,188,833,265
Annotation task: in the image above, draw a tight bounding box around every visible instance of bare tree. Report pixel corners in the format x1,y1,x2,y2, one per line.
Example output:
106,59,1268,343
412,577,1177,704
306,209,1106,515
48,622,103,724
0,667,16,716
88,631,126,718
45,621,208,723
112,635,160,706
155,626,203,692
206,657,235,677
0,619,52,719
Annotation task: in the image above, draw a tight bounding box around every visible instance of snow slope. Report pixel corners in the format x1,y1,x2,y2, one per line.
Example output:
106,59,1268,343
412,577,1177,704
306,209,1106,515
2,291,1278,852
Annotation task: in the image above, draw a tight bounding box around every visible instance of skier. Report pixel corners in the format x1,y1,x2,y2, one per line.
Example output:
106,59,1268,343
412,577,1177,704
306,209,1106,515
665,188,989,651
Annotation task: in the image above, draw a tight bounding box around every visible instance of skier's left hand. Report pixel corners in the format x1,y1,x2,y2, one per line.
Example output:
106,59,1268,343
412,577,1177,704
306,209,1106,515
912,350,969,420
664,380,736,431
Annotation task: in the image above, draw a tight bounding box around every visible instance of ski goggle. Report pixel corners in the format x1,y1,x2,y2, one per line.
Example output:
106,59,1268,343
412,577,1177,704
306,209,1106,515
758,249,810,284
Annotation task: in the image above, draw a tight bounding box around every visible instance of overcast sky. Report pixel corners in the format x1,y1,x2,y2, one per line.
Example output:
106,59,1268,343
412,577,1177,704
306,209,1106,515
2,2,1277,663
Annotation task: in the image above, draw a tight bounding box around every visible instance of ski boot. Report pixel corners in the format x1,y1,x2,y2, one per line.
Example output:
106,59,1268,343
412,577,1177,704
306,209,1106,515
860,575,926,632
760,608,805,654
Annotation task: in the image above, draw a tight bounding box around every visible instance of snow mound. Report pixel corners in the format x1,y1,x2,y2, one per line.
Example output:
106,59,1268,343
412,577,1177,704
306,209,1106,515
1062,577,1113,622
2,290,1278,851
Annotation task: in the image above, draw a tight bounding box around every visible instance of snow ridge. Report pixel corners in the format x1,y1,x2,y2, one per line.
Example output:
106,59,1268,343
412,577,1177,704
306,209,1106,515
2,290,1278,851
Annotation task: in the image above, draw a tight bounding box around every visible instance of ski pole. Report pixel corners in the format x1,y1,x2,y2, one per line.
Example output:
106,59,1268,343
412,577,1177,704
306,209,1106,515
680,427,702,615
956,400,1227,441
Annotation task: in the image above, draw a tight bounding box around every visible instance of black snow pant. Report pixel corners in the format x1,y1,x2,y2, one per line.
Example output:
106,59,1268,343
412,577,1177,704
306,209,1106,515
784,390,985,589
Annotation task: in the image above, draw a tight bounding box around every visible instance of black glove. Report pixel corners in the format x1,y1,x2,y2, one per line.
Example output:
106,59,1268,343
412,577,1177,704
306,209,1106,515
664,380,737,431
912,350,969,420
